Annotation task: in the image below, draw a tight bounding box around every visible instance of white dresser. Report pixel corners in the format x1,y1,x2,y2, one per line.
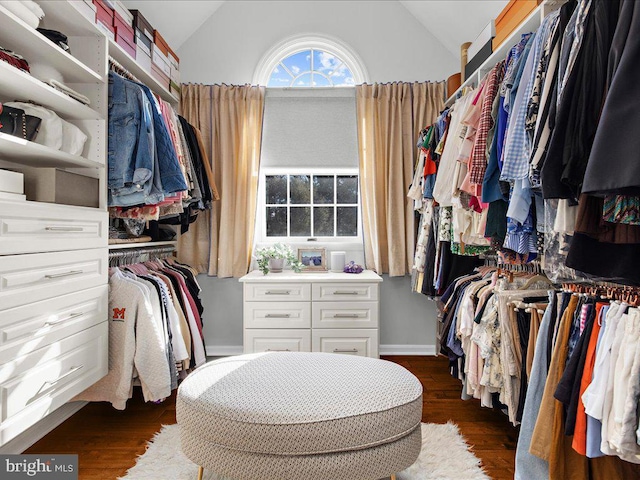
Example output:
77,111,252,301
240,270,383,358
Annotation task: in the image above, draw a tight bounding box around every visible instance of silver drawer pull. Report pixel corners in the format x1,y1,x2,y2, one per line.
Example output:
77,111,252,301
266,349,291,352
333,291,359,295
45,270,83,279
45,312,84,326
45,226,84,232
265,313,291,318
333,348,359,353
333,314,360,318
265,290,291,295
43,365,84,386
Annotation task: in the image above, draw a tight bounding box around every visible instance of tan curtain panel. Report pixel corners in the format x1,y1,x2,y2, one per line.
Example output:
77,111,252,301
356,82,444,277
180,84,266,278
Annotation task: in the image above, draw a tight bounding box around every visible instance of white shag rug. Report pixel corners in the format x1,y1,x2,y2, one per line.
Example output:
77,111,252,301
120,422,489,480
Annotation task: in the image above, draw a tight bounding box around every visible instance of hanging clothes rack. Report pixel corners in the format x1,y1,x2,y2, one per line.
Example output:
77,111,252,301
108,55,140,83
108,245,176,267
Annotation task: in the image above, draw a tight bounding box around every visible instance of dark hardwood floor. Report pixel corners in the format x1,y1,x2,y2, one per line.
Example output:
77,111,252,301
26,355,521,479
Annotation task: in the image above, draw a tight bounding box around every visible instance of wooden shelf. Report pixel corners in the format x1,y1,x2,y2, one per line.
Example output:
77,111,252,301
0,6,104,85
108,241,177,250
445,3,544,106
108,39,179,105
0,133,103,169
0,61,102,120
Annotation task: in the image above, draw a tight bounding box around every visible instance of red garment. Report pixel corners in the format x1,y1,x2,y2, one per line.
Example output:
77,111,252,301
572,302,606,455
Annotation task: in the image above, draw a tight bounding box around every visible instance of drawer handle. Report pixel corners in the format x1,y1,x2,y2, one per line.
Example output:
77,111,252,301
266,349,291,352
45,226,84,232
265,313,291,318
45,270,83,279
333,348,359,353
45,312,84,326
333,314,360,318
43,365,84,386
265,290,291,295
333,291,359,295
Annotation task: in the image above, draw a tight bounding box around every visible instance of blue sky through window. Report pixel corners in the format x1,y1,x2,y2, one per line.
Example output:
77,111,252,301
268,49,355,87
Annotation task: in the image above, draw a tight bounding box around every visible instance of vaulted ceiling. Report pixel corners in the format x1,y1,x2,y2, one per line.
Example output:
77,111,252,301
123,0,509,54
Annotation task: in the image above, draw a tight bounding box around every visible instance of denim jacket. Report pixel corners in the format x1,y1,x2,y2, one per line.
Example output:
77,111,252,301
108,72,154,195
137,83,188,195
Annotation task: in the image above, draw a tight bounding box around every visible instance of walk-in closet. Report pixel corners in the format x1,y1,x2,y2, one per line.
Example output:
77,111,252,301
0,1,639,479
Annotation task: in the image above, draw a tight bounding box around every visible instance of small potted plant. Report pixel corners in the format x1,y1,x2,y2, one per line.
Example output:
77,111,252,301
254,243,303,275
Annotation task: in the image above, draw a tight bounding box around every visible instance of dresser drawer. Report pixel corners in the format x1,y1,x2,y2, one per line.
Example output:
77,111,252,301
0,249,107,310
244,301,311,329
244,329,311,354
312,329,378,358
244,282,311,302
312,283,378,301
0,323,107,445
0,285,107,361
0,201,107,255
312,301,378,329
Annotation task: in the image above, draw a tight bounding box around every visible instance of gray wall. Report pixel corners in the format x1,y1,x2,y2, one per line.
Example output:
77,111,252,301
198,274,438,356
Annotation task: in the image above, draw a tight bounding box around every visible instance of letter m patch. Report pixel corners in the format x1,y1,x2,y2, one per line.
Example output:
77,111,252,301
112,308,126,320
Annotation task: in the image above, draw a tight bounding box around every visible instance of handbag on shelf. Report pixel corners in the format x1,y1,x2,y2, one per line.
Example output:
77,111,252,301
0,103,42,141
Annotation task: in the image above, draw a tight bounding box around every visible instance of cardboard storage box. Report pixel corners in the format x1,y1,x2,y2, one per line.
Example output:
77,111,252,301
493,0,541,49
93,0,114,35
153,29,170,57
0,169,24,194
18,167,99,208
130,9,154,44
169,80,180,98
113,11,136,58
135,28,152,57
112,0,133,26
152,44,171,76
136,44,152,73
151,62,170,89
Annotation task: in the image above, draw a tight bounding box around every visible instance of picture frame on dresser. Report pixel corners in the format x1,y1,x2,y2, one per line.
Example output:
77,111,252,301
298,247,326,271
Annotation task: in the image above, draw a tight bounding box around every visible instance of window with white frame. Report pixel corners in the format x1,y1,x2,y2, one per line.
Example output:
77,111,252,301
262,171,360,239
268,49,356,87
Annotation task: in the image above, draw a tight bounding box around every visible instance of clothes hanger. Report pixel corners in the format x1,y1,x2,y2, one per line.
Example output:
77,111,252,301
520,274,554,291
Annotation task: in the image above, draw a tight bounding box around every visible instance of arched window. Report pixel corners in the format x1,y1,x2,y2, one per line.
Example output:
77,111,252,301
253,35,368,87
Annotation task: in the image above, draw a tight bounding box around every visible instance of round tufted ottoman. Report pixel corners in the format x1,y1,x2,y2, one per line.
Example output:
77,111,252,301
177,352,423,480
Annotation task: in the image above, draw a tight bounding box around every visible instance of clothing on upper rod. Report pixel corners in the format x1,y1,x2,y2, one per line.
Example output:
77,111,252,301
74,255,206,410
411,0,640,294
106,69,219,243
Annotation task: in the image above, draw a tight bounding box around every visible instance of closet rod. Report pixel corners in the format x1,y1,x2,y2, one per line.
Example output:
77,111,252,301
109,245,176,266
108,55,140,83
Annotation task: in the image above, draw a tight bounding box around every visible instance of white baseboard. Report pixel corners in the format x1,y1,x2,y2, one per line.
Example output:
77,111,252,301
206,345,244,357
206,345,437,357
0,401,87,454
379,344,437,356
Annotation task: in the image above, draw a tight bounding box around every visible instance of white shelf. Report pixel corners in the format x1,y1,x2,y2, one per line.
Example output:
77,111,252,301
0,61,102,120
38,1,106,37
108,241,177,250
108,39,179,105
0,133,103,169
0,5,104,85
445,3,544,106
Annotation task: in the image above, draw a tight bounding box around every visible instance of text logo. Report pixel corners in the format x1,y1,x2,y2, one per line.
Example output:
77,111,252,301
112,307,126,320
1,455,78,479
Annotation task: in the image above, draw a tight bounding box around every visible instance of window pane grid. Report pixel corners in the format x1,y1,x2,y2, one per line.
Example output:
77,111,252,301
265,173,358,238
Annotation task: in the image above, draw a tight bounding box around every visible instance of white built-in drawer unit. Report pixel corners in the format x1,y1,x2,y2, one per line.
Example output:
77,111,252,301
244,329,312,353
0,323,108,446
0,285,108,360
312,329,378,358
0,248,108,310
240,270,382,358
0,201,108,255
